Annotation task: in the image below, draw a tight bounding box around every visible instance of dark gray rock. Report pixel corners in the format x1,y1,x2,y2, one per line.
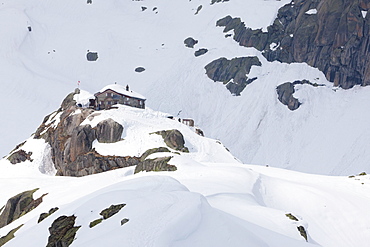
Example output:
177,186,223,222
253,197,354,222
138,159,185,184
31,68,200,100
154,129,189,152
184,37,198,48
86,52,98,61
7,150,33,164
277,80,323,111
216,0,370,89
135,67,146,72
46,215,80,247
120,218,129,225
276,82,301,111
211,0,229,4
38,207,59,223
194,48,208,57
95,118,123,143
135,156,176,173
205,56,261,95
195,5,202,15
0,189,46,228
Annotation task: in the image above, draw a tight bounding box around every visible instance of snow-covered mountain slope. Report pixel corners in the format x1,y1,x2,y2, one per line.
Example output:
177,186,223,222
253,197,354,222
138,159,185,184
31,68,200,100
0,100,369,247
1,0,370,176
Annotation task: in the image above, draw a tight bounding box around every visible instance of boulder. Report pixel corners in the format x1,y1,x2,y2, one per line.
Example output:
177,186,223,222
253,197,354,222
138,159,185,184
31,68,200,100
184,37,198,48
86,52,98,61
154,129,189,152
194,48,208,57
46,215,80,247
135,67,146,72
95,118,123,143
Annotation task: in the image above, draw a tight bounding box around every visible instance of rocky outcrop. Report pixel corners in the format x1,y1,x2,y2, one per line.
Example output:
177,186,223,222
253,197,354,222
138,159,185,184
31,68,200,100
95,118,123,143
211,0,229,4
7,150,33,164
217,0,370,89
276,82,301,111
140,147,171,161
184,37,198,48
205,57,261,95
277,80,323,110
46,215,80,247
56,150,140,177
100,204,126,219
89,204,126,228
153,129,189,152
38,207,59,223
194,48,208,57
297,226,308,241
0,189,46,228
135,156,176,173
33,91,141,177
0,225,23,247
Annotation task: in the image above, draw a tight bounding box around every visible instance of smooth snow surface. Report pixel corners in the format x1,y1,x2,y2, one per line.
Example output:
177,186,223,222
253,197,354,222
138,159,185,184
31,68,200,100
0,0,369,177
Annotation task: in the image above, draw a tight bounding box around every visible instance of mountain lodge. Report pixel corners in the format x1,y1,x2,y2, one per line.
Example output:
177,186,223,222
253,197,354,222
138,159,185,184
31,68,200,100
94,84,146,110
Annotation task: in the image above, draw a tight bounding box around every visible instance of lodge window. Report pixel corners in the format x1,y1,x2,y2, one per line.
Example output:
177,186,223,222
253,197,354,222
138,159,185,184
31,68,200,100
106,93,112,97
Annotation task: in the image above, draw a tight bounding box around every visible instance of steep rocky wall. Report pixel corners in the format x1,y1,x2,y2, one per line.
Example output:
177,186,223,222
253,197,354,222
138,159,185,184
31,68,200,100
217,0,370,89
33,91,135,177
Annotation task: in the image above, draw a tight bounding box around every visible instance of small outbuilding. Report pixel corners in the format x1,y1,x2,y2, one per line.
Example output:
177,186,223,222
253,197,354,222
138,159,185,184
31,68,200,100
95,84,146,110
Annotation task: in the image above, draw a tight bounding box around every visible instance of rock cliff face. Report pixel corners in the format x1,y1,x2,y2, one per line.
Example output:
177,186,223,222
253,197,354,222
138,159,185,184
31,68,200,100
33,90,137,177
30,90,180,177
217,0,370,89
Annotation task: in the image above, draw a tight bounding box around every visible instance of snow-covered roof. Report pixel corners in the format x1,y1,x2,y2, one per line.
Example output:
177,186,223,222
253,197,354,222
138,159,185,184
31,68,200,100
96,84,146,100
